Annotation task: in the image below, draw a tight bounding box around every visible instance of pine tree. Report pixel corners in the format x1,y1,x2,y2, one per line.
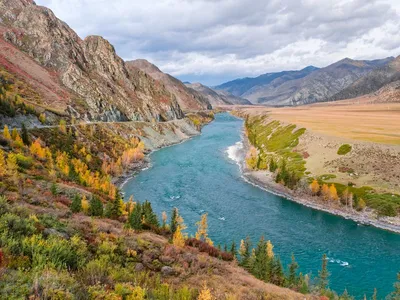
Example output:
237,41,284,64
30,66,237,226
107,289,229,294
318,254,330,291
89,196,103,217
3,125,11,140
0,149,6,177
108,193,124,219
298,273,309,294
388,273,400,300
170,207,178,234
197,284,213,300
11,128,18,140
81,195,89,214
162,211,167,229
287,253,299,287
6,153,19,184
230,240,237,258
129,201,142,230
266,240,274,259
50,182,58,196
172,225,185,248
270,257,284,286
142,200,159,227
340,289,353,300
252,237,268,281
71,194,82,213
372,288,377,300
239,236,251,267
21,123,29,145
195,213,212,245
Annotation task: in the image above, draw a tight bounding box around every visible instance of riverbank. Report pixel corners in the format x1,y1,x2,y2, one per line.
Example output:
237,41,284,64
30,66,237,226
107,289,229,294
115,113,215,189
238,128,400,234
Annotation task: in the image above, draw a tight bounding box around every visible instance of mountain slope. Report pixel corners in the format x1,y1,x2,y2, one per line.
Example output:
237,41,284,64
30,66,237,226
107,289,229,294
215,66,318,98
0,0,184,122
330,56,400,101
216,58,394,106
186,82,252,106
127,59,212,111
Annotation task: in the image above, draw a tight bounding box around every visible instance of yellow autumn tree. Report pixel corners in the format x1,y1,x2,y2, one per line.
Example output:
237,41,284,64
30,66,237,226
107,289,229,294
0,149,6,177
321,184,330,201
59,119,67,134
310,179,320,195
246,146,258,169
13,133,24,148
81,195,89,214
357,198,366,211
3,125,11,140
266,240,274,259
30,139,46,159
56,151,70,176
197,284,214,300
195,213,213,246
173,225,185,248
329,184,339,201
6,153,19,184
11,128,18,140
39,113,46,124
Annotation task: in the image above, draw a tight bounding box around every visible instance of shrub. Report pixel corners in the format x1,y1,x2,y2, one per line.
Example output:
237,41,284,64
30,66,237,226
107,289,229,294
186,238,233,261
15,154,33,169
337,144,352,155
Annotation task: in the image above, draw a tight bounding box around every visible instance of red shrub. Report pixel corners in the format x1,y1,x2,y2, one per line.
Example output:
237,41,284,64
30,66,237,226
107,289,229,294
185,238,233,261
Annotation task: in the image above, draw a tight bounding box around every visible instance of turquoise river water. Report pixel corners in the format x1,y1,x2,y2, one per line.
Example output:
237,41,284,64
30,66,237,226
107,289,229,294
123,113,400,299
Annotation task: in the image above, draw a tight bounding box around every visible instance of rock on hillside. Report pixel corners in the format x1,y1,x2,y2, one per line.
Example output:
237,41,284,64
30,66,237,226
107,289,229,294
330,56,400,101
127,59,212,111
186,82,252,106
0,0,184,122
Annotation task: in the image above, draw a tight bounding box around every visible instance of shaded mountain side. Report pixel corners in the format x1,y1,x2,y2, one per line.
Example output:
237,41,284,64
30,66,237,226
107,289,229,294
0,0,184,122
214,66,318,98
216,58,395,106
185,82,252,106
127,59,212,111
330,56,400,101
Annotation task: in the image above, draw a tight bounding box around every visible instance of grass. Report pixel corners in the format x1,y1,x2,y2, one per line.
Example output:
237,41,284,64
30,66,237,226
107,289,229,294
246,116,306,177
337,144,352,155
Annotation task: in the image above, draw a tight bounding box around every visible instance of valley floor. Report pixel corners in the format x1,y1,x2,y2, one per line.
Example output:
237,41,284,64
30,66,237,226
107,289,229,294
233,103,400,233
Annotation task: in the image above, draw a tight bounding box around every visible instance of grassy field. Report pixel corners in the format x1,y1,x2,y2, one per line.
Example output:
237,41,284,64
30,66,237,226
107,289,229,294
260,103,400,145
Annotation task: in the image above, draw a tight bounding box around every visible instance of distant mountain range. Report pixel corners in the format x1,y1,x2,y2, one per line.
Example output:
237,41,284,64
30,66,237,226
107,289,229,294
215,57,399,106
185,82,252,106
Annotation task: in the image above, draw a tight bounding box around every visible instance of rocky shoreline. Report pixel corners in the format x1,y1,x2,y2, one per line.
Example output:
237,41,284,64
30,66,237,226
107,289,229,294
238,131,400,234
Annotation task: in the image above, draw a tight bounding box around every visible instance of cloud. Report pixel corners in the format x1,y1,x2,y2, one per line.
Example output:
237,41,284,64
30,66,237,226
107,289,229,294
35,0,400,85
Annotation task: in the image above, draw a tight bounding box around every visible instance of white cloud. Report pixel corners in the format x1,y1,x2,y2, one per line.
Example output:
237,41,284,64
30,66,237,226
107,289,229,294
35,0,400,85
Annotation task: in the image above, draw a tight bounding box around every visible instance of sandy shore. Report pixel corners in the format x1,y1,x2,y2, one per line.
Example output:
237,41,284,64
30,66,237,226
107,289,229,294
238,131,400,234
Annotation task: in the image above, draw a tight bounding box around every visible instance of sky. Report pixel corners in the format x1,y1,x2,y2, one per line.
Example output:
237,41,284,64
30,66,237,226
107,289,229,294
35,0,400,86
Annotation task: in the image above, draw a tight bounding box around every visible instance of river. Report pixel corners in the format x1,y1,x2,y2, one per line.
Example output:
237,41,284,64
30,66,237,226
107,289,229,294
122,113,400,299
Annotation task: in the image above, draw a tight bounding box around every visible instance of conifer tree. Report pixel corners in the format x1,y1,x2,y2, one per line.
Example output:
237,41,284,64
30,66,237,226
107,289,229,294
270,257,284,286
50,182,58,196
195,213,212,245
11,128,18,140
287,253,299,287
129,201,142,230
170,207,178,234
239,236,251,267
3,125,11,140
266,240,274,259
230,240,237,258
71,194,82,213
172,225,185,248
298,273,310,294
142,200,159,227
162,211,167,229
318,254,330,291
21,123,29,145
6,153,19,184
108,193,124,219
372,288,377,300
389,273,400,300
197,284,213,300
252,237,268,281
0,149,6,177
81,195,89,214
89,196,103,217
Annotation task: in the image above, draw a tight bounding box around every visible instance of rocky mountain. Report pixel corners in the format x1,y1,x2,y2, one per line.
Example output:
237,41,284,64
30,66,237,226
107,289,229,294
185,82,252,106
216,58,394,106
330,55,400,101
215,66,318,98
0,0,184,122
127,59,212,111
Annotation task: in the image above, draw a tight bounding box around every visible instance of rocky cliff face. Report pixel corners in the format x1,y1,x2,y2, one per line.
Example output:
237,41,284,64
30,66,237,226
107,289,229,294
0,0,184,122
127,59,212,111
186,82,252,106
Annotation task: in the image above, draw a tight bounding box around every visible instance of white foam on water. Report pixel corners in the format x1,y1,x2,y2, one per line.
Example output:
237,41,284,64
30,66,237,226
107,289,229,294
327,257,350,267
226,141,244,164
